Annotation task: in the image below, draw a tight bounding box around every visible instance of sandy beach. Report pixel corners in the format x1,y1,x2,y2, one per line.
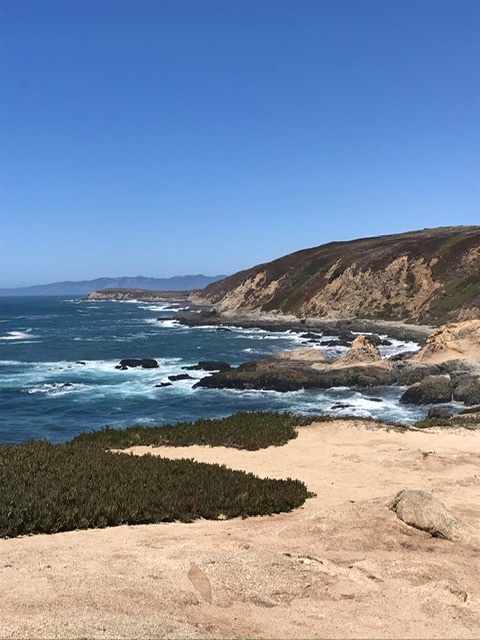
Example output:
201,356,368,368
1,419,480,639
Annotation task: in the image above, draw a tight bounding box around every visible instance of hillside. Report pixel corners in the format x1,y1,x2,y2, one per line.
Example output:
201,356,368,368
199,226,480,324
0,274,225,297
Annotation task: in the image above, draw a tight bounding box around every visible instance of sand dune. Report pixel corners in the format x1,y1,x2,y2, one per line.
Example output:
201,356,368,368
1,420,480,639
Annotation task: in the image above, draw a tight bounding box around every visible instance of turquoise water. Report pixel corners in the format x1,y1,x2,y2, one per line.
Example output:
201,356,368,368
0,296,425,443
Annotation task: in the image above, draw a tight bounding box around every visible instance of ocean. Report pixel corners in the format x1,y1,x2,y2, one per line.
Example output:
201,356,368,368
0,296,426,443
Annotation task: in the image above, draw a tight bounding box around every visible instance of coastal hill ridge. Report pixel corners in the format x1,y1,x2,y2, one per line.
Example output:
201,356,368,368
198,226,480,324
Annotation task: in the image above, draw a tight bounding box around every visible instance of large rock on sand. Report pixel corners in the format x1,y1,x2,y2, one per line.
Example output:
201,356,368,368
390,489,460,540
400,375,453,405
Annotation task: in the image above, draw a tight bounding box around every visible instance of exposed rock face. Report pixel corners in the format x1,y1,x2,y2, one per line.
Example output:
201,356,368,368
400,375,453,405
194,358,397,392
276,347,326,363
427,406,456,419
334,335,381,366
397,363,442,386
453,375,480,405
390,489,460,541
414,320,480,364
199,227,480,323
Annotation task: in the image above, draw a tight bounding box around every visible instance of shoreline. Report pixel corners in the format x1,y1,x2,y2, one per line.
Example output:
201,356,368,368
2,418,480,639
177,308,434,344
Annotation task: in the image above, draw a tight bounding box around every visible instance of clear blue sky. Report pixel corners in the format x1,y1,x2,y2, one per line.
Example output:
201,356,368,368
1,1,479,287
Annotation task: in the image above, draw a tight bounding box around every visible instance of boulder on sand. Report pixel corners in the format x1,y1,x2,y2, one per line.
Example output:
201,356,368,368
400,375,453,405
390,489,460,541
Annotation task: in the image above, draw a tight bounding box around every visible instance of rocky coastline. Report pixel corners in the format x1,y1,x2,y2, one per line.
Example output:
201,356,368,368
176,308,433,343
190,320,480,413
87,288,191,302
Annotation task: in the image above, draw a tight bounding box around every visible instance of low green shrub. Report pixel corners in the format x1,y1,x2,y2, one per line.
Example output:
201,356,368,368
0,441,310,538
71,411,315,450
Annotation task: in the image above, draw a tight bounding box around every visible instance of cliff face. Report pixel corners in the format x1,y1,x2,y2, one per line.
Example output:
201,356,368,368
200,227,480,324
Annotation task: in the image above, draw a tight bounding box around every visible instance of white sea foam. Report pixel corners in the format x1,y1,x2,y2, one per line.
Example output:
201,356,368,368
0,330,38,341
151,319,182,329
144,304,189,313
25,382,91,396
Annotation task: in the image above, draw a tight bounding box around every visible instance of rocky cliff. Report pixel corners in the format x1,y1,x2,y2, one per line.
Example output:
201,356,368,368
200,226,480,324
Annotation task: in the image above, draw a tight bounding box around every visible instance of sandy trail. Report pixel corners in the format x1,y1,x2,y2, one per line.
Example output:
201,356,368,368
2,420,480,639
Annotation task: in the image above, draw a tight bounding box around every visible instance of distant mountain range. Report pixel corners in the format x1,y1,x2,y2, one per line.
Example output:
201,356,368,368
0,275,226,297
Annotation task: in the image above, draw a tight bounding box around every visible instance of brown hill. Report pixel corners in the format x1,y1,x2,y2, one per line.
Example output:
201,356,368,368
200,226,480,324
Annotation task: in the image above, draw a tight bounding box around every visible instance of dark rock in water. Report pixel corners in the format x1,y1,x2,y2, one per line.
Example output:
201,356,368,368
397,364,442,386
63,382,74,388
300,332,322,340
76,361,86,366
366,397,383,403
400,375,453,405
168,373,194,382
461,405,480,415
453,375,480,406
115,365,128,370
327,329,357,342
363,335,392,347
118,358,159,369
155,382,173,388
216,327,232,332
183,361,231,372
194,361,397,392
427,406,455,419
321,339,351,347
330,403,354,410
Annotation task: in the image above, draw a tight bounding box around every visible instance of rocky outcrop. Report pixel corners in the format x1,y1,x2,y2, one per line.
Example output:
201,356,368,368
453,375,480,405
116,358,159,370
400,375,453,405
183,361,232,372
414,320,480,364
194,358,397,392
276,348,326,363
390,490,460,541
334,335,381,366
198,227,480,323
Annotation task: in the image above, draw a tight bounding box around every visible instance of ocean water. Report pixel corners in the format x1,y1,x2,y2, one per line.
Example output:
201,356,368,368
0,296,425,443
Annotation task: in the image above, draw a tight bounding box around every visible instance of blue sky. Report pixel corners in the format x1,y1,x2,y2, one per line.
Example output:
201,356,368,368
1,1,479,287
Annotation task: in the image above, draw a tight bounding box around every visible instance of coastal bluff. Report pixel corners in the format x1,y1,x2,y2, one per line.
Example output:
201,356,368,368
198,226,480,324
